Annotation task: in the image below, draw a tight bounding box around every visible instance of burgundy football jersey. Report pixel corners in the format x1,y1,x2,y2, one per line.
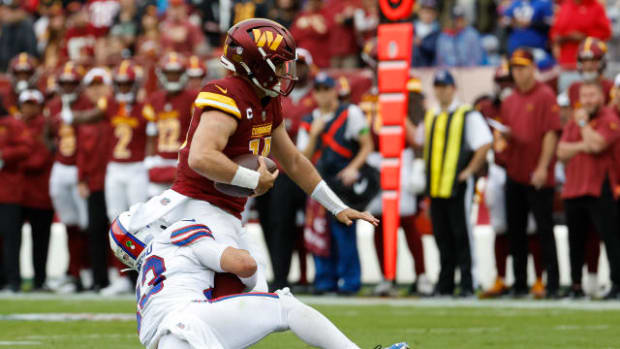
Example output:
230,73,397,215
143,89,197,160
105,98,149,163
172,76,284,218
47,96,79,166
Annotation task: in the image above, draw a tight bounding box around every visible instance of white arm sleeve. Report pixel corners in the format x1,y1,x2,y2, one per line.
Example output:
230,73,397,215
311,180,349,215
190,238,228,273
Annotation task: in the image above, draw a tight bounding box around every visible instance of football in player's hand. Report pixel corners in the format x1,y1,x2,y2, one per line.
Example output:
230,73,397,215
212,272,246,298
214,154,277,197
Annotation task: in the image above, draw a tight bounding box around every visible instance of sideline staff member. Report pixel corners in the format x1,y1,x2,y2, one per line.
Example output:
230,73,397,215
558,81,620,300
501,49,562,297
422,70,492,296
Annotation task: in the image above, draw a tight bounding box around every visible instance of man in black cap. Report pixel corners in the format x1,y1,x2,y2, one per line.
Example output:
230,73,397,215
297,72,374,295
420,70,492,296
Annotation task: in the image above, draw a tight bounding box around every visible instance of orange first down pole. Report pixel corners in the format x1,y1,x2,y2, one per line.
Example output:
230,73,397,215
377,15,413,281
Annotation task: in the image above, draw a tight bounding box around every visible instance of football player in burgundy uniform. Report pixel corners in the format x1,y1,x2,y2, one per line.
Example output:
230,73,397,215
68,60,154,295
47,61,91,293
186,55,207,91
0,53,40,116
166,18,377,292
567,37,613,108
143,52,198,197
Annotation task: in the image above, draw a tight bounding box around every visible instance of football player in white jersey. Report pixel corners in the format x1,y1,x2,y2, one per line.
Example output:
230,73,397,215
109,214,409,349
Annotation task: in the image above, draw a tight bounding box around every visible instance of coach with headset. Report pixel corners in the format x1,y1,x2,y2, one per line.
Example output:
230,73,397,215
419,70,492,297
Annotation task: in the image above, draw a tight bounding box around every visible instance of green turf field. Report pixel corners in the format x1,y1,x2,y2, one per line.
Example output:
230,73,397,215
1,295,619,349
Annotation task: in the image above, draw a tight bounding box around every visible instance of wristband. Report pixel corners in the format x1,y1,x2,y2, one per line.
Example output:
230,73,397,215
231,166,260,190
311,180,349,215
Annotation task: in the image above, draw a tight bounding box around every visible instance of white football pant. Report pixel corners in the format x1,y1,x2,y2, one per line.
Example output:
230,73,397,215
49,162,88,230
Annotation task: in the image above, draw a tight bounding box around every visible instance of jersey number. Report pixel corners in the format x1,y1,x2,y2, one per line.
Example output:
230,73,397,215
249,137,271,157
113,124,133,159
137,255,166,309
58,124,76,157
157,118,181,153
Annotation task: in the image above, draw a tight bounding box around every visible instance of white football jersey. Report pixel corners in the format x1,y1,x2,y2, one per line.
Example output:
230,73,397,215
136,219,226,347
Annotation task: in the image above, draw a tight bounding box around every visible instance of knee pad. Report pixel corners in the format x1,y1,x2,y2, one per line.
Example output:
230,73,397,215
274,287,304,329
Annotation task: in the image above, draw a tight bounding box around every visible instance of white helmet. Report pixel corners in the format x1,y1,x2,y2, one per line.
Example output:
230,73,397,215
108,208,165,270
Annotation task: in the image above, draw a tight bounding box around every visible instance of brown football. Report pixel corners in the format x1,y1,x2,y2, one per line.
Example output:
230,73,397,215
214,154,277,197
212,272,246,298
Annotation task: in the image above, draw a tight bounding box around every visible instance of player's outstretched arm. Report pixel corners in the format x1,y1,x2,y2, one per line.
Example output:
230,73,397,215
271,123,379,227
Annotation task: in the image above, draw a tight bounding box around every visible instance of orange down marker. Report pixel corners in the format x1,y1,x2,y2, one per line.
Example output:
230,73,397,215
377,21,413,281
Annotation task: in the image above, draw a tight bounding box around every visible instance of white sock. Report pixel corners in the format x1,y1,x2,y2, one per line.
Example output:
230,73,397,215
278,289,359,349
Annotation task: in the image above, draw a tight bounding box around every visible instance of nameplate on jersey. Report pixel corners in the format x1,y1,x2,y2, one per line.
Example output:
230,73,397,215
111,115,139,128
252,123,272,138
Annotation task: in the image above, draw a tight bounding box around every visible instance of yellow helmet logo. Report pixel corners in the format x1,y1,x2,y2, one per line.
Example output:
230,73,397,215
252,29,283,51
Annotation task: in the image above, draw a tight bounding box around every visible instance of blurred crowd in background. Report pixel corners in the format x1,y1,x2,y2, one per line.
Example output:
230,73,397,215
2,0,620,302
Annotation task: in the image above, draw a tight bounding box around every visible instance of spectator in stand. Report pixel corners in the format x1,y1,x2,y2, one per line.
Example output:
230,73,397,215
502,0,553,56
266,49,316,292
325,0,360,68
135,5,160,62
17,89,55,292
227,0,270,26
353,0,378,45
290,0,330,69
412,0,441,67
159,0,207,56
62,3,97,65
501,49,562,298
435,5,486,67
38,3,66,72
86,0,120,38
550,0,611,92
109,0,140,56
0,0,38,72
0,101,33,292
269,0,300,29
557,81,620,300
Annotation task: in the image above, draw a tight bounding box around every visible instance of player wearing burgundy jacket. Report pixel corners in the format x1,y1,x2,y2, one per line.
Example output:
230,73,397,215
0,111,33,292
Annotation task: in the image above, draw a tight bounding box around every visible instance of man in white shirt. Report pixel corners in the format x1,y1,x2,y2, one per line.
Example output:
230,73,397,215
419,70,493,297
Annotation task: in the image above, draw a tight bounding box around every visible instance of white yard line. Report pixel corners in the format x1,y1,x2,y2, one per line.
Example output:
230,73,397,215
0,341,41,346
1,293,620,311
0,313,135,322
